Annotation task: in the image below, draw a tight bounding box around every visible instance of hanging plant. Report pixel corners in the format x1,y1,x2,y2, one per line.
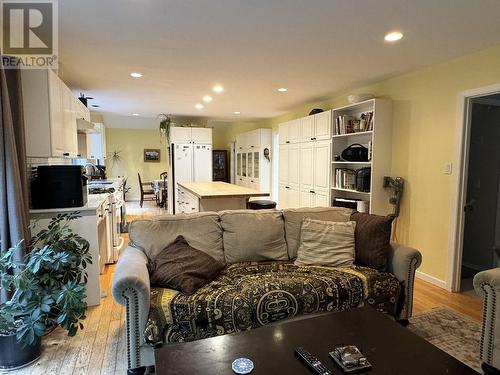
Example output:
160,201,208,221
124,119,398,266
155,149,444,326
158,114,173,143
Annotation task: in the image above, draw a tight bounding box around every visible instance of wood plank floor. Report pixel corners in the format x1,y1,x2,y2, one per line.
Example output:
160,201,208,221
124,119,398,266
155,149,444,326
6,203,483,374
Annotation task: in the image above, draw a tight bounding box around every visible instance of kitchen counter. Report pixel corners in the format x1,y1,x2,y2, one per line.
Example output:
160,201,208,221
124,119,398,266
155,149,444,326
29,193,110,214
178,181,267,199
29,177,125,214
176,182,268,213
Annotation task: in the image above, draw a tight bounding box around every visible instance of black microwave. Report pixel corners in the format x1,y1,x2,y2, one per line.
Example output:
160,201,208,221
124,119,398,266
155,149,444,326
31,165,88,209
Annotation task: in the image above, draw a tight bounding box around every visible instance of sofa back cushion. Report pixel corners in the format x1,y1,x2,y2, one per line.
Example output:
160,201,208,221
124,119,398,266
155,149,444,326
220,209,288,263
128,212,224,263
283,207,354,259
295,218,356,267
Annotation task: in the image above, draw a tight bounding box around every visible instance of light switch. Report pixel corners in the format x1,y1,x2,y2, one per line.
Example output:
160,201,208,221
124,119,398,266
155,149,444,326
443,162,453,175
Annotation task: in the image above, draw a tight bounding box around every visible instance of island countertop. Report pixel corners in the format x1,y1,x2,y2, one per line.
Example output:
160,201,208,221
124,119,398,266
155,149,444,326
177,181,268,199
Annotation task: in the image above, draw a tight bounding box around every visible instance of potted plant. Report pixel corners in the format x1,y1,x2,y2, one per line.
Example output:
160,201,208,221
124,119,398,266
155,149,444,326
158,114,173,143
0,212,91,370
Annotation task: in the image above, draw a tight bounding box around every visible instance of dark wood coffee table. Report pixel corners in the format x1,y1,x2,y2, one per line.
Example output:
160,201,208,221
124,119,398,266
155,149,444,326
154,307,478,374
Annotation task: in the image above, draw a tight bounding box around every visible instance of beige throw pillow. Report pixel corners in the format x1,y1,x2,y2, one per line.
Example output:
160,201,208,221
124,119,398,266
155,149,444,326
295,218,356,267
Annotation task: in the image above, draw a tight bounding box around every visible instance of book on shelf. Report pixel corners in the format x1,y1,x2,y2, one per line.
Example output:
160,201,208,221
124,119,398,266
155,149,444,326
334,111,374,135
334,168,356,190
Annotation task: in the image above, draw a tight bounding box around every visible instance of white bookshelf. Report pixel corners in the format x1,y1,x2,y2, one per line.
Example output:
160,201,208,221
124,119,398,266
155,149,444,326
331,98,392,215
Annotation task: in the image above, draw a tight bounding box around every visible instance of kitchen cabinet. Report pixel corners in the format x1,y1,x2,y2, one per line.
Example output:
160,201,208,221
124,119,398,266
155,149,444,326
300,116,315,142
22,69,86,158
299,143,314,191
87,123,107,161
235,128,271,195
170,127,212,144
278,113,332,209
288,144,300,188
279,120,301,145
313,140,331,192
314,110,332,140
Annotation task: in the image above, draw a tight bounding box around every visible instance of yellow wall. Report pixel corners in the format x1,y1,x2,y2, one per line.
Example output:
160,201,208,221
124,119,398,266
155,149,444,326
224,44,500,283
105,128,167,200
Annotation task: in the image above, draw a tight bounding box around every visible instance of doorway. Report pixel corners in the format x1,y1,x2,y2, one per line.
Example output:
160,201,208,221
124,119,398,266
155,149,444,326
454,91,500,292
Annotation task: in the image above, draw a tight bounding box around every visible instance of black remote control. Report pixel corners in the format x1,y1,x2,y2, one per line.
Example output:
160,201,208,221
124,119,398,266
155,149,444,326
294,347,333,375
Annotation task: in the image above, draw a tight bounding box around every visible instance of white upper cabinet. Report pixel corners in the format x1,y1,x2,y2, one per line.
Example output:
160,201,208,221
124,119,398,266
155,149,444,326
87,123,107,161
191,127,212,144
278,122,288,145
279,120,300,144
22,69,81,158
300,116,315,142
314,110,332,140
170,127,212,144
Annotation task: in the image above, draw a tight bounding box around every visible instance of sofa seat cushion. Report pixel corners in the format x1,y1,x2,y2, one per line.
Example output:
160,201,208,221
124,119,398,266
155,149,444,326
144,262,401,345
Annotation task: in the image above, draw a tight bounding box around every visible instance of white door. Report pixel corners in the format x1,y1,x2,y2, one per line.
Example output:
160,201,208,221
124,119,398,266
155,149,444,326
192,128,212,144
299,143,314,191
193,144,212,181
279,145,288,185
300,116,315,142
314,111,332,140
313,140,331,192
288,144,300,187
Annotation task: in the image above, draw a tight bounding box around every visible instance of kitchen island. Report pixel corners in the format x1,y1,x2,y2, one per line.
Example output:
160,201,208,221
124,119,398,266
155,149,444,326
176,181,268,213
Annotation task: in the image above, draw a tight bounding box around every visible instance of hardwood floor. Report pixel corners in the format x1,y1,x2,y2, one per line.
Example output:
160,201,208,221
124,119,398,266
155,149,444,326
6,203,483,374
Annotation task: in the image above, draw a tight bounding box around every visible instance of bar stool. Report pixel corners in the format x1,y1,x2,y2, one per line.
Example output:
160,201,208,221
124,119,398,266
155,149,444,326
247,200,277,210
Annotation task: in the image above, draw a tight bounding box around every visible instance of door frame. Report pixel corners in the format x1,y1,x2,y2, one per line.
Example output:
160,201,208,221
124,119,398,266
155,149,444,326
448,83,500,292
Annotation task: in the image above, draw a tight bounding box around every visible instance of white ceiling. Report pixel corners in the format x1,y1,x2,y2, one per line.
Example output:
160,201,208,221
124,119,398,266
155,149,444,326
59,0,500,120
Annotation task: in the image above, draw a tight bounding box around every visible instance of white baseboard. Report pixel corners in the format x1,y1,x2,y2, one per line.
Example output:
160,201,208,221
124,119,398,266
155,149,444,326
416,271,448,289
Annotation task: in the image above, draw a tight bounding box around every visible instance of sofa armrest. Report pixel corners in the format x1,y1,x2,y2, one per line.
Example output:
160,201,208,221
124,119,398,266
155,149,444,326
112,246,151,370
387,243,422,320
474,268,500,370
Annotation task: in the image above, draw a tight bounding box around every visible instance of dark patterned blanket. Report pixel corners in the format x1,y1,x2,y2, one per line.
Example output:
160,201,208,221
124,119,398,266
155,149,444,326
145,262,401,345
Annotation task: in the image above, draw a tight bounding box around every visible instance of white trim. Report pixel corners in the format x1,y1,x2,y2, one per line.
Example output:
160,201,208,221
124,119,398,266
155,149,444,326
448,83,500,292
416,271,447,289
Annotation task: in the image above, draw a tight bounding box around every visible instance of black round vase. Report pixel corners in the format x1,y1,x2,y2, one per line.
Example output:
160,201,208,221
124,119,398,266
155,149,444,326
0,334,41,371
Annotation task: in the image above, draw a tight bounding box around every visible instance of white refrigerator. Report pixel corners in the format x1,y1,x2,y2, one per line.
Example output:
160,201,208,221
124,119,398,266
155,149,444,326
170,143,212,213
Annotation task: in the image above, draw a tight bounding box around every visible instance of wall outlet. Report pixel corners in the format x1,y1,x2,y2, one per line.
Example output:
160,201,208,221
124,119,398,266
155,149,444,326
443,162,453,175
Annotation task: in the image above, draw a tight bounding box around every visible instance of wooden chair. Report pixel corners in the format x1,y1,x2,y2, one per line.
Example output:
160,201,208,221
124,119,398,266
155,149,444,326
137,173,157,208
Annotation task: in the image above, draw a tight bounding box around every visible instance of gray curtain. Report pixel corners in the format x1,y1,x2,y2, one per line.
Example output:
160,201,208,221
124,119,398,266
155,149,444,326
0,61,29,302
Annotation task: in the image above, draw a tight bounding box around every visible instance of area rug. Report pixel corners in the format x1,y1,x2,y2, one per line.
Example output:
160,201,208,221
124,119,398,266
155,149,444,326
408,307,481,372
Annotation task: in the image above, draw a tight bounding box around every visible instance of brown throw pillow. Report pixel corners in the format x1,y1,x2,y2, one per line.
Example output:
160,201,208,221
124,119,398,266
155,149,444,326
148,235,225,295
350,212,393,271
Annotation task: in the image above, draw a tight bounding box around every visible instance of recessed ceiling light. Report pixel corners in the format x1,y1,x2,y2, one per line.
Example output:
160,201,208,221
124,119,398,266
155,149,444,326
130,72,143,78
132,113,140,116
212,85,224,93
384,31,404,42
195,103,204,110
234,111,241,115
202,95,213,103
277,88,288,92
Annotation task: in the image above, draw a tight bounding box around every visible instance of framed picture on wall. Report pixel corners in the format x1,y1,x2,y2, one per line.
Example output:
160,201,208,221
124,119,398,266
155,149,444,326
144,149,161,162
